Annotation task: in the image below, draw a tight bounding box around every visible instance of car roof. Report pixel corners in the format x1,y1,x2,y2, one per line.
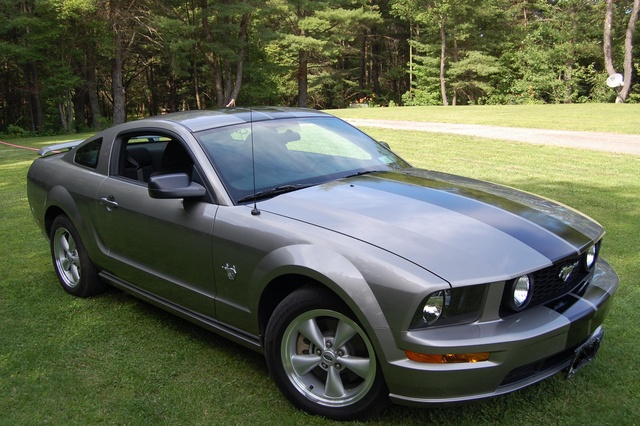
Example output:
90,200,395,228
140,107,331,133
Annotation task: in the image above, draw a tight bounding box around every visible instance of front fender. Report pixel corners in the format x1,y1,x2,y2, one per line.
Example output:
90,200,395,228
254,244,386,326
252,244,410,365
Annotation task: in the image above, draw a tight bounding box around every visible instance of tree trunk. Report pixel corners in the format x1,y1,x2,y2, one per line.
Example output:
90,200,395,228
214,59,224,108
603,0,639,103
59,103,68,132
194,61,202,109
228,54,244,105
24,62,43,132
146,64,159,114
359,32,366,90
72,85,86,131
86,65,102,129
112,39,126,125
619,0,640,102
439,20,449,106
371,30,381,95
603,0,617,91
224,60,232,102
298,50,308,108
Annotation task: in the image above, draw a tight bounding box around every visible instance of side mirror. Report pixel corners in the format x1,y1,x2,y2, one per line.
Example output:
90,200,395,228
378,141,391,150
148,173,206,199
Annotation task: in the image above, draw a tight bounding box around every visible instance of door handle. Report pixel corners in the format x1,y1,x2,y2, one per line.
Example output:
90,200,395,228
99,196,119,210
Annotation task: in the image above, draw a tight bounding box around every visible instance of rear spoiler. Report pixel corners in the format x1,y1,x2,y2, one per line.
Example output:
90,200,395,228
37,140,84,157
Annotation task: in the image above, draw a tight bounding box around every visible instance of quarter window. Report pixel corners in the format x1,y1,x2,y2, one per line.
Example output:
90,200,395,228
74,138,102,169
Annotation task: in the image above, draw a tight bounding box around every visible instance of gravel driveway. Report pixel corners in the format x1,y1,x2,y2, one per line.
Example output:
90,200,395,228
345,119,640,156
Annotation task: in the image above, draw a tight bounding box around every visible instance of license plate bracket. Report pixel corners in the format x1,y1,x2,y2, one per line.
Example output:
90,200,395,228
566,327,603,379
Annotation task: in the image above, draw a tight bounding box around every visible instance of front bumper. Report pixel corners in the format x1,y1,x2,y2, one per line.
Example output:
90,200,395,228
385,259,618,405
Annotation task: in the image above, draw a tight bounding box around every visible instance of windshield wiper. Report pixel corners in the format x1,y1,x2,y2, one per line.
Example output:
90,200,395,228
343,170,380,179
238,184,314,203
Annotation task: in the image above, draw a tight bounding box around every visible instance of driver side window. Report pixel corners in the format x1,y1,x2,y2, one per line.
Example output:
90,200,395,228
117,134,181,183
115,133,213,202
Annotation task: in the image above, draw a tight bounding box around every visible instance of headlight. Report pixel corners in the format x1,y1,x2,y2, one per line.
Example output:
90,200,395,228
410,285,487,329
506,274,533,311
584,243,598,271
421,290,449,326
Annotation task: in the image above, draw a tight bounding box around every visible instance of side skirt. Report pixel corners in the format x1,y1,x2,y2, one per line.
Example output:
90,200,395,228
99,271,263,353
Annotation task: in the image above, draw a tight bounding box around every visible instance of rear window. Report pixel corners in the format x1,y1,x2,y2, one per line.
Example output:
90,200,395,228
74,138,102,169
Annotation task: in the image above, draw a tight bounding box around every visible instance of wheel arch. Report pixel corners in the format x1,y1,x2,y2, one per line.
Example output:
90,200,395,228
44,205,67,238
254,245,393,356
42,186,84,238
42,187,102,266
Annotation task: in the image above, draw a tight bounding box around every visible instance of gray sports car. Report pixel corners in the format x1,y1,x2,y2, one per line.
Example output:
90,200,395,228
27,108,618,420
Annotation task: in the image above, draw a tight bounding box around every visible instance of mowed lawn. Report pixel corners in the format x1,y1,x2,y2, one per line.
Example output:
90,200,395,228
1,105,639,424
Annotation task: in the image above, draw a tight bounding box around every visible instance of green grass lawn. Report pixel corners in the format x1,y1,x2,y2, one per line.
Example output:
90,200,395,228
1,105,639,424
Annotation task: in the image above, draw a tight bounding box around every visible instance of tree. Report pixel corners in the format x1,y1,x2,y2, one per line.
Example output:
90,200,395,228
198,0,251,107
392,0,503,106
47,0,105,131
392,0,453,105
604,0,640,103
0,0,46,131
105,0,158,124
2,0,640,135
265,0,381,108
503,0,607,104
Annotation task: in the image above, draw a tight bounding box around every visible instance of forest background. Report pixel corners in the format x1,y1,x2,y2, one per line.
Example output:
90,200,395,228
1,0,639,136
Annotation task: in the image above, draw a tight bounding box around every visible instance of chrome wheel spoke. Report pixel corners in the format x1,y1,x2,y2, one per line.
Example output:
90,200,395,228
333,319,357,349
69,264,81,283
59,233,70,252
325,366,346,398
60,257,71,271
291,354,322,376
69,251,79,267
297,318,325,349
339,355,371,379
67,236,76,253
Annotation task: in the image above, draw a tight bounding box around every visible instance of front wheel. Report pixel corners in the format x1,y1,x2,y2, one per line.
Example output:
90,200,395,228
265,287,388,420
50,215,106,297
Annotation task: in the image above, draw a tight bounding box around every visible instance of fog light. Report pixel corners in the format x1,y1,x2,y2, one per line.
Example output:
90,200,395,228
508,274,533,311
405,350,490,363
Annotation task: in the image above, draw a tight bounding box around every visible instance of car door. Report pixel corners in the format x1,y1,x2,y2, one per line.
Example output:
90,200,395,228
93,133,218,318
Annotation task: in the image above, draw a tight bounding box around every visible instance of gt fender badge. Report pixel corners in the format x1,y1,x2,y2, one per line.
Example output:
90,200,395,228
222,263,237,281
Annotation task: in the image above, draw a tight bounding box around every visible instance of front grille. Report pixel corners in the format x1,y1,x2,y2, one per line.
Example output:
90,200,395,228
530,256,589,306
501,252,592,316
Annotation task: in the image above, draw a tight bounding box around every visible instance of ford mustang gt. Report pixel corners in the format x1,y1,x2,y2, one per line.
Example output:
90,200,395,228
27,108,618,420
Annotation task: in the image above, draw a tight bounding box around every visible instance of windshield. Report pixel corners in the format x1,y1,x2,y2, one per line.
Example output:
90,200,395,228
195,116,410,203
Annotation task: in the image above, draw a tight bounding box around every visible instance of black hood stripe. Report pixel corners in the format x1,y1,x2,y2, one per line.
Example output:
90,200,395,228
355,173,590,262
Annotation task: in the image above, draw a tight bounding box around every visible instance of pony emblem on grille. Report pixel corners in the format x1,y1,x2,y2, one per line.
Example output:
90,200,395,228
559,261,579,283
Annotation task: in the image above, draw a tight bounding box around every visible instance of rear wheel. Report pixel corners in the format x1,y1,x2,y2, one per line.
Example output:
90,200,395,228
50,215,106,297
265,287,388,420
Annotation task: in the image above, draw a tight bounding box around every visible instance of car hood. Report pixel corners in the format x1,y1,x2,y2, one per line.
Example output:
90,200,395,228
258,169,604,286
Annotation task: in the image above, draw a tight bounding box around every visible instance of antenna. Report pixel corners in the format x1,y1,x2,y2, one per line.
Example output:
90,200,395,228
245,28,260,216
249,107,260,216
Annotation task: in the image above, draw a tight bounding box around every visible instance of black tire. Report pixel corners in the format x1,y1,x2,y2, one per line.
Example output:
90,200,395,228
265,286,388,420
50,215,106,297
